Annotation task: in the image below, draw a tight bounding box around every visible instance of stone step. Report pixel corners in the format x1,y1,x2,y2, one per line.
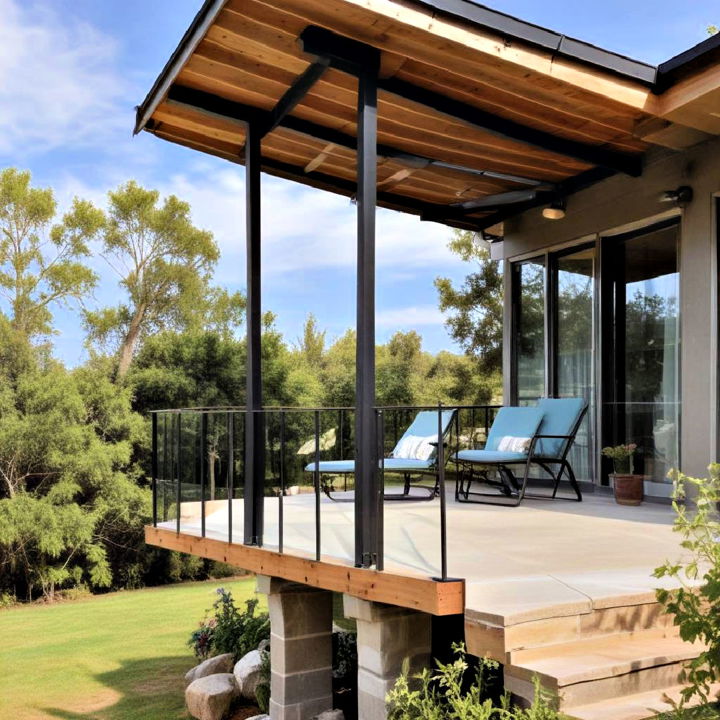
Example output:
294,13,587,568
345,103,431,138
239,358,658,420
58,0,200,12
466,601,674,663
565,683,720,720
504,633,705,709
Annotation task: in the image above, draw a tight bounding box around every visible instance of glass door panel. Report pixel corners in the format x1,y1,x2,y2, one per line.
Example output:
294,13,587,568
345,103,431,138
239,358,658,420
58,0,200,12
556,248,595,482
606,222,680,491
514,258,546,405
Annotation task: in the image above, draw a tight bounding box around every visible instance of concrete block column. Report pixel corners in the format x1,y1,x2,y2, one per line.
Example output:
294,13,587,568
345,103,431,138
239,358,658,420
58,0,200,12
343,595,432,720
257,576,334,720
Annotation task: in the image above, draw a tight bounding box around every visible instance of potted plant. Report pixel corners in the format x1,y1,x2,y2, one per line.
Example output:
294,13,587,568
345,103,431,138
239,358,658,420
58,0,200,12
602,443,643,505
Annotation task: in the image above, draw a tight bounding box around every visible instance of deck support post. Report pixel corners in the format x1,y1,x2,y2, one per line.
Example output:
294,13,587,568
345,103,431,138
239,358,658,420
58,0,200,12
344,595,432,720
354,67,380,568
258,575,333,720
245,121,264,546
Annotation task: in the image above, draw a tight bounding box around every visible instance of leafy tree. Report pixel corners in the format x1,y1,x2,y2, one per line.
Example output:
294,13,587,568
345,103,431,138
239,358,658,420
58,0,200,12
0,326,145,600
0,167,103,340
435,230,503,375
84,181,227,377
296,313,326,368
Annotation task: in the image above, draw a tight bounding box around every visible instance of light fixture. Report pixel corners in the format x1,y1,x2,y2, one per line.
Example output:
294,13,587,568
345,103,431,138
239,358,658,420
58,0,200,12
542,199,566,220
659,185,693,206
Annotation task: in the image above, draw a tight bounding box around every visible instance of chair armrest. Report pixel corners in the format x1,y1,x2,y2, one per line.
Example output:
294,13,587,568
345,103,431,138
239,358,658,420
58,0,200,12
533,434,575,440
428,440,448,447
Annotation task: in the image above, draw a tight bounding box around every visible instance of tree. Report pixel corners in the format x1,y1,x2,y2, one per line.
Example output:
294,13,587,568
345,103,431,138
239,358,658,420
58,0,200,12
435,230,503,375
85,181,225,377
0,323,145,600
0,168,103,340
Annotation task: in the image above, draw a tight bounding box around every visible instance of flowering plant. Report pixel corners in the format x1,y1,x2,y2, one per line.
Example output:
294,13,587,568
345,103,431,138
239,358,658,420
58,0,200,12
601,443,637,474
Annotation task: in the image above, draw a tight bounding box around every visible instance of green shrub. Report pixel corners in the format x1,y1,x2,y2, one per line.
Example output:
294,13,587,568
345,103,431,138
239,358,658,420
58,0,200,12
256,649,271,713
386,643,562,720
654,465,720,710
188,588,270,662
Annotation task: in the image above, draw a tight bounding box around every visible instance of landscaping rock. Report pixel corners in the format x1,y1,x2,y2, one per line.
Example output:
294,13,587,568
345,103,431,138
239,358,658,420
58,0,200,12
257,638,270,653
186,673,238,720
313,711,344,720
233,649,264,700
245,716,270,720
185,653,235,687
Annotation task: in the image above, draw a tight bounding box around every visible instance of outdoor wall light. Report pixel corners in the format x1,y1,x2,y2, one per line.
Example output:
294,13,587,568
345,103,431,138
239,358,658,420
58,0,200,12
659,185,693,206
542,199,566,220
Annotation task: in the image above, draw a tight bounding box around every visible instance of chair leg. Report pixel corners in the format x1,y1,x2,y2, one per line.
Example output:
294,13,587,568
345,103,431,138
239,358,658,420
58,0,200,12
565,461,582,501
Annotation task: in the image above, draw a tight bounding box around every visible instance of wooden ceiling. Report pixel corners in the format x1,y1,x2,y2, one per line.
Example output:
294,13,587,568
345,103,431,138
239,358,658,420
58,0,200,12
136,0,718,231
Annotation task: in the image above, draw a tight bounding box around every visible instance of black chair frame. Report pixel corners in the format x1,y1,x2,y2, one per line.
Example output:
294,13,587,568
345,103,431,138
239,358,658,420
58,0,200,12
455,405,588,507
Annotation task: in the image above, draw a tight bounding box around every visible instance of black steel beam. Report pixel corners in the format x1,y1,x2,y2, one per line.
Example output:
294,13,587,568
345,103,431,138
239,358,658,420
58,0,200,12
260,58,330,138
244,122,265,546
298,25,642,177
354,70,380,569
299,26,380,76
166,85,542,187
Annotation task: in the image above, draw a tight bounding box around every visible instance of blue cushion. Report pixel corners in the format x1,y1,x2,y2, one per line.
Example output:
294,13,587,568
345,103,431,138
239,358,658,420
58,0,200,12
485,406,544,452
454,449,529,464
534,398,586,457
305,457,434,473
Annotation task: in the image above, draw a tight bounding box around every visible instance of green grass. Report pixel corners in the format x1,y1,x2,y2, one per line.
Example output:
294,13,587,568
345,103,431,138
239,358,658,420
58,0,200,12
0,578,260,720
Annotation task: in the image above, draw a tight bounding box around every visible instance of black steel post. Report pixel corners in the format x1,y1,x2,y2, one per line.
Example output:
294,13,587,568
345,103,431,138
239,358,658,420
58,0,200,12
354,68,379,568
244,122,265,546
151,412,158,527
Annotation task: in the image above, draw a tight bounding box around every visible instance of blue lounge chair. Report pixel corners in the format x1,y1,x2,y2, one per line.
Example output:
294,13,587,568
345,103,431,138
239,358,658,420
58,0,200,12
454,398,588,506
305,409,456,501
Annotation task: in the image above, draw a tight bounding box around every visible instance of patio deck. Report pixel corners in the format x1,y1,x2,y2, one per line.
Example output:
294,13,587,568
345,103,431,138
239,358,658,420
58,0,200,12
151,489,687,620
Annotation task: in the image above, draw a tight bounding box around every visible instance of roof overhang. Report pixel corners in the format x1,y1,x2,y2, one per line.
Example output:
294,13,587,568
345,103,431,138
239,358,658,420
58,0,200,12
135,0,720,231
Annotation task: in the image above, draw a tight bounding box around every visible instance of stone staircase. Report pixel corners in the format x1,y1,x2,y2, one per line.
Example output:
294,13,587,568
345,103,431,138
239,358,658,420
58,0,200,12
465,594,714,720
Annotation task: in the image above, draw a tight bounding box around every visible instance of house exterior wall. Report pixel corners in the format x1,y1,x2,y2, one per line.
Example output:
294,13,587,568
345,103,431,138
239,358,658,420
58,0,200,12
499,137,720,479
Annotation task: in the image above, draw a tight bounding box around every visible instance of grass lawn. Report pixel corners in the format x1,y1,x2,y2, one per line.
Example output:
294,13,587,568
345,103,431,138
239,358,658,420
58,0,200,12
0,577,260,720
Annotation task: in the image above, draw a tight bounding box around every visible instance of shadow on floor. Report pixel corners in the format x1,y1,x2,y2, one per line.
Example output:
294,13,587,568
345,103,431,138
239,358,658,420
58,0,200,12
43,655,190,720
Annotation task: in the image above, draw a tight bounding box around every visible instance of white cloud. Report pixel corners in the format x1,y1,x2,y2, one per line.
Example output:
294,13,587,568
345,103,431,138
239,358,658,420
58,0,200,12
129,165,465,280
376,305,447,328
0,0,128,155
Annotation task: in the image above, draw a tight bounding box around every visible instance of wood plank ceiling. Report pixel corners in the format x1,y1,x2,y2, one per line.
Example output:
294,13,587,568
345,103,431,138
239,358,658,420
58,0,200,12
138,0,664,231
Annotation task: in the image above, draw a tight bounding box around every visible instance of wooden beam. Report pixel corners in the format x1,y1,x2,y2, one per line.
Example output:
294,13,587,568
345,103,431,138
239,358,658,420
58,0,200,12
145,526,465,615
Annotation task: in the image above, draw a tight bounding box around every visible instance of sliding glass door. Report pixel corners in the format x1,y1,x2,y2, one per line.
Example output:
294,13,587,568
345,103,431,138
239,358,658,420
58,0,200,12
602,220,680,491
513,258,546,405
511,247,596,482
555,247,595,483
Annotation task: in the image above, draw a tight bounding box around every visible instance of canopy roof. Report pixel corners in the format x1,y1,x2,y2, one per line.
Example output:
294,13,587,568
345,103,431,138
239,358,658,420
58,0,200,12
136,0,720,231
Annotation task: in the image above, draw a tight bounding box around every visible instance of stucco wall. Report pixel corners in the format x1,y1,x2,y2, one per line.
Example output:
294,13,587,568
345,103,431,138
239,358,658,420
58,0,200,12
500,137,720,477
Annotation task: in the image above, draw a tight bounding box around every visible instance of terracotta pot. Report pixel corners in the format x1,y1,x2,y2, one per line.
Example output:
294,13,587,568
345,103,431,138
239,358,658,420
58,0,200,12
612,474,644,506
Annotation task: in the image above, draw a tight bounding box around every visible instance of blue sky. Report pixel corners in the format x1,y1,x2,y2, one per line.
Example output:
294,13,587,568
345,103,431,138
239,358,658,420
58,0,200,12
0,0,715,365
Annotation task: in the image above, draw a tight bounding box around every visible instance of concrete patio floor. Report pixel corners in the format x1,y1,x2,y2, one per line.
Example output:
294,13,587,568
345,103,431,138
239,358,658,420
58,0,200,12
165,488,689,625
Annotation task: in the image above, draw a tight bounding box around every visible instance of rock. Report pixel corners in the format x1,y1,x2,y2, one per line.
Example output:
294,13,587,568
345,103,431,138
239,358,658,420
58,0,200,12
185,673,238,720
233,649,265,700
313,711,344,720
185,653,235,687
245,716,270,720
257,638,270,653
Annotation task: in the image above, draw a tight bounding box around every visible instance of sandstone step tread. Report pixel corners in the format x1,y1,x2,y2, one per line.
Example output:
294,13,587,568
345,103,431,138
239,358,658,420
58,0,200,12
510,632,704,687
566,683,720,720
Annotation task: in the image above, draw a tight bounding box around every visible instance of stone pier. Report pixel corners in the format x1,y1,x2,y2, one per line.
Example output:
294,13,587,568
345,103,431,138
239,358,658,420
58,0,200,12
257,576,334,720
343,595,432,720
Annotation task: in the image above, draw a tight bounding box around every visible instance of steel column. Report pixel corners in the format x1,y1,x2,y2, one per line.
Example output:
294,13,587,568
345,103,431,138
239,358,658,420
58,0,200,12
244,122,264,546
354,70,379,568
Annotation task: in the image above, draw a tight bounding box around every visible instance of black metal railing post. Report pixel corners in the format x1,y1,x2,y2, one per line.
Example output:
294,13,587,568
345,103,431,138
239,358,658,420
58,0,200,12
200,412,207,538
163,413,169,521
227,412,234,544
151,412,158,527
175,412,182,535
438,403,448,581
314,410,321,562
279,411,285,554
376,409,385,571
